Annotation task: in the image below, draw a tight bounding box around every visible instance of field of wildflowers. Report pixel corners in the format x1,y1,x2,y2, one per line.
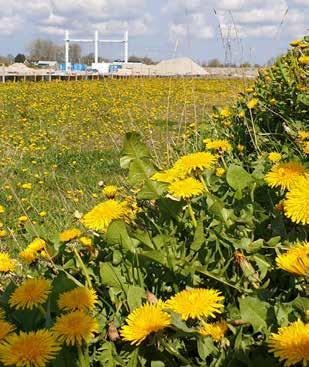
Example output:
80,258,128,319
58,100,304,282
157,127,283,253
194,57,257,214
0,36,308,367
0,78,245,249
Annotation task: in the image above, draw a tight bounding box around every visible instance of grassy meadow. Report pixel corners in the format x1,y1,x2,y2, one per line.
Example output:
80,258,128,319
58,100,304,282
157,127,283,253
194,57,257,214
0,78,246,248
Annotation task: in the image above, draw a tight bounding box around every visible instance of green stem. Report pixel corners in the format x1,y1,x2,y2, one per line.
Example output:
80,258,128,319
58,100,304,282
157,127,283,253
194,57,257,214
161,340,197,366
220,155,227,169
187,202,197,228
199,174,208,192
77,345,88,367
73,247,92,288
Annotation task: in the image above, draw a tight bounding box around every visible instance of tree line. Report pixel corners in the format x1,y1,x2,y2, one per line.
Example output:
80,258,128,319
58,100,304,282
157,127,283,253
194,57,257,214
0,38,261,67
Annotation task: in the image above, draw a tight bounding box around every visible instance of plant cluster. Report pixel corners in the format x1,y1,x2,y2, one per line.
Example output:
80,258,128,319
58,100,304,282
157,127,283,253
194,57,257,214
0,37,308,366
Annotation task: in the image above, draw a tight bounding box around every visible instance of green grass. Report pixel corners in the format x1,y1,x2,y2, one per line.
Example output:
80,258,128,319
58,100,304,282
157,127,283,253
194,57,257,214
0,78,247,249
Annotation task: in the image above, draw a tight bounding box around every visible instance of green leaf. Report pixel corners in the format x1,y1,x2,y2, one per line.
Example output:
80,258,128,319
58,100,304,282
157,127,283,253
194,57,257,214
197,336,217,360
99,262,128,292
106,220,135,252
137,179,166,200
127,348,140,367
191,221,205,251
226,165,253,191
239,296,271,332
170,312,196,333
120,132,151,169
128,159,156,186
127,286,145,311
297,93,309,107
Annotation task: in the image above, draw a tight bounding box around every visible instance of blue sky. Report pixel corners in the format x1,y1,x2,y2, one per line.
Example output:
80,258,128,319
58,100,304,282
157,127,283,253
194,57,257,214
0,0,308,64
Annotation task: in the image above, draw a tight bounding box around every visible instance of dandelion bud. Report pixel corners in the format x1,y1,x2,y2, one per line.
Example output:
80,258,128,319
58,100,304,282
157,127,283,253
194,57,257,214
107,321,120,342
146,290,158,304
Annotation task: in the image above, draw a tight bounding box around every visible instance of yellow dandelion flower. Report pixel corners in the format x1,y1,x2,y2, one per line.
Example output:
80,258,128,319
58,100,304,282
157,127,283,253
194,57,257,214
0,205,5,214
284,174,309,225
79,236,92,247
9,278,52,310
265,161,305,190
299,56,309,65
18,216,28,223
216,168,225,177
0,330,60,367
200,321,228,341
165,288,224,321
151,167,183,183
237,144,244,152
306,310,309,319
21,183,32,190
247,98,259,109
276,242,309,276
39,211,47,217
168,177,204,199
0,229,7,238
58,287,98,312
19,248,37,264
268,152,282,163
53,311,99,346
269,320,309,367
59,228,81,242
204,139,232,152
102,185,118,199
220,108,231,118
238,111,245,118
0,320,15,341
290,39,301,47
173,152,217,175
28,238,46,252
303,141,309,155
81,200,128,232
120,303,171,345
0,253,16,273
299,131,309,141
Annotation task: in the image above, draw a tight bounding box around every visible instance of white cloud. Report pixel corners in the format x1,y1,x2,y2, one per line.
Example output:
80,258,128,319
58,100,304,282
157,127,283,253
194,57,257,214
292,0,309,5
0,16,22,35
0,0,152,38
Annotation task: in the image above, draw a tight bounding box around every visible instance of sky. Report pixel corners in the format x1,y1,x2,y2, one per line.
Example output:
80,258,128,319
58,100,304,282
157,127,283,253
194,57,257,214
0,0,308,65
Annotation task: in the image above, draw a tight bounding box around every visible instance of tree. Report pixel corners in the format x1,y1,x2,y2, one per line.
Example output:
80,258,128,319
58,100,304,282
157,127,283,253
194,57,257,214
27,39,63,62
14,54,26,63
128,55,156,64
207,59,223,67
69,44,82,64
239,62,251,67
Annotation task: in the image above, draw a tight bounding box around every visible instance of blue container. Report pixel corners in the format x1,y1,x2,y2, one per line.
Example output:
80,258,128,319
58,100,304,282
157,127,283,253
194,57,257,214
109,64,122,74
59,63,66,71
72,64,86,71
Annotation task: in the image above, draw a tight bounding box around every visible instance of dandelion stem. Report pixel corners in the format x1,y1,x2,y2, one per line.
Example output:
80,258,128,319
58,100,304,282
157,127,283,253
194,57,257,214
77,345,88,367
161,340,196,366
199,175,208,192
73,247,92,288
187,202,197,228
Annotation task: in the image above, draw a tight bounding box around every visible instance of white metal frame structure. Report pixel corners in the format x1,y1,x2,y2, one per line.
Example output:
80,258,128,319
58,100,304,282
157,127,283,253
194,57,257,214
64,30,128,71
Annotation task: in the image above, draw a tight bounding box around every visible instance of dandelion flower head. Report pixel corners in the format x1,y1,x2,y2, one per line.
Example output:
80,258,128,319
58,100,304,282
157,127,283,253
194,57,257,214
276,242,309,276
58,287,98,312
265,161,305,190
284,174,309,225
53,311,99,346
165,288,224,321
268,320,309,366
9,278,52,310
120,303,171,345
0,330,60,367
168,177,204,199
